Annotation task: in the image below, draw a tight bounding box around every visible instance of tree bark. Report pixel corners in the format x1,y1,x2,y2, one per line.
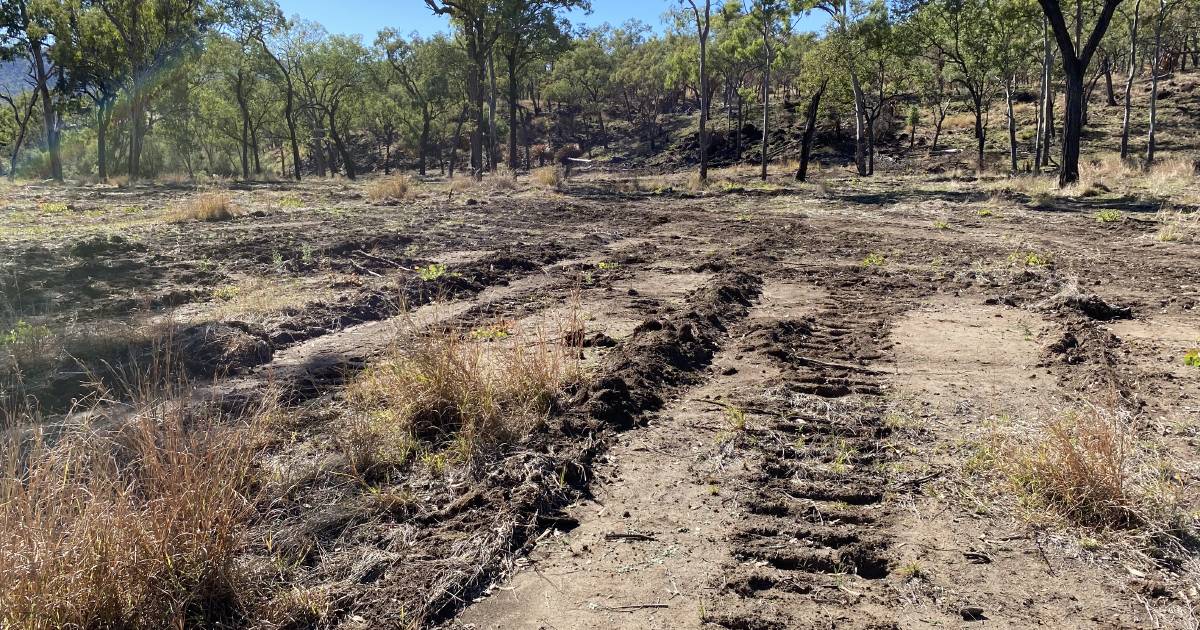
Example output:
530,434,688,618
328,110,355,180
1005,79,1018,172
29,39,62,181
796,80,827,182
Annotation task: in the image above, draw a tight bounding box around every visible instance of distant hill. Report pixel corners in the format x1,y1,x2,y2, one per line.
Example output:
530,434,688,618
0,59,36,94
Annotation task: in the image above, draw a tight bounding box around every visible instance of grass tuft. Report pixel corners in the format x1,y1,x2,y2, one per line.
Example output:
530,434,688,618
0,392,265,628
366,174,414,202
171,192,237,222
531,166,563,190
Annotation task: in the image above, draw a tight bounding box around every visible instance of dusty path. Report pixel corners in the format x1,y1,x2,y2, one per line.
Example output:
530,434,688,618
452,279,850,629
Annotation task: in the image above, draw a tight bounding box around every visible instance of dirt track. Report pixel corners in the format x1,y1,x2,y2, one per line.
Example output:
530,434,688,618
3,170,1199,628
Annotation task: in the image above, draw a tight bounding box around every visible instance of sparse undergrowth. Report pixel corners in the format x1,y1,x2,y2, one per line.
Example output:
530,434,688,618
170,192,238,222
366,174,414,202
0,390,267,629
968,406,1194,548
341,322,580,477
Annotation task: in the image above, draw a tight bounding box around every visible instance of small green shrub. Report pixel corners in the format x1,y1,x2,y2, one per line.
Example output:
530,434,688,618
933,220,949,230
1095,210,1122,223
1009,250,1052,267
1185,349,1200,367
862,253,886,267
418,263,448,281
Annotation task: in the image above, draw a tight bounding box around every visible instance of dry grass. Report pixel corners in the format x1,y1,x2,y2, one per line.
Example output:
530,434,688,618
202,276,337,323
531,166,563,190
365,174,414,202
343,321,579,474
976,406,1191,539
170,192,237,222
0,391,266,628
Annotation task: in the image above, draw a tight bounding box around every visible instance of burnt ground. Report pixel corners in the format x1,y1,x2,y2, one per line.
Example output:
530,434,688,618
1,160,1199,629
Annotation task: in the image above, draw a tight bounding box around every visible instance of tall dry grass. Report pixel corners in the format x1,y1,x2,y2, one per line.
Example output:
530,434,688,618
365,174,414,202
343,320,580,474
0,385,266,628
985,406,1190,538
169,192,238,222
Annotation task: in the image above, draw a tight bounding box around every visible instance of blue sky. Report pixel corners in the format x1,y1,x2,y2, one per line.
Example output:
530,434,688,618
276,0,826,40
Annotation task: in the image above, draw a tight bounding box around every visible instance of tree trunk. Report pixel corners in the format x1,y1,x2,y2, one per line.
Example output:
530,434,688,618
1060,69,1085,185
1146,2,1166,166
849,70,868,176
97,97,112,182
507,50,520,170
1120,0,1141,159
329,111,355,180
760,40,770,182
488,51,498,172
420,108,431,176
30,39,62,182
796,80,827,182
972,95,986,172
1006,80,1018,172
1103,55,1117,104
449,104,468,178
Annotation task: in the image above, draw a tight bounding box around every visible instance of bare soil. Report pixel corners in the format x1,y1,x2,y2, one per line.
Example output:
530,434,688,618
3,78,1199,628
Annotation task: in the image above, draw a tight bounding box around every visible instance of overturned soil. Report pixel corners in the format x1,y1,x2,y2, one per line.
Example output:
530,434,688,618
3,166,1199,628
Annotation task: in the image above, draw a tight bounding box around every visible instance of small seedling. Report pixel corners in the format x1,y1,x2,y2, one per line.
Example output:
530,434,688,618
418,263,448,281
470,323,512,341
271,250,285,268
2,320,52,347
38,202,69,214
725,405,748,431
735,212,753,222
1094,210,1121,223
279,196,304,208
300,243,316,264
977,208,995,217
1009,250,1051,267
897,562,924,581
932,220,949,230
211,285,240,301
862,253,886,267
1185,349,1200,367
597,261,620,271
1079,536,1102,551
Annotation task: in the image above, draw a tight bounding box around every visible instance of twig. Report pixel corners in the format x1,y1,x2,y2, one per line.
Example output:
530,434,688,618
605,532,657,542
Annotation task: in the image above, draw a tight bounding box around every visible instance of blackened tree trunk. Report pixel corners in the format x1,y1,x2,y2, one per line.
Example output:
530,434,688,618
328,110,355,180
507,50,520,169
796,80,827,182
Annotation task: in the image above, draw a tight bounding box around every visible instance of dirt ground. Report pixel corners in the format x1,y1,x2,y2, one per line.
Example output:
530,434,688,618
3,129,1200,627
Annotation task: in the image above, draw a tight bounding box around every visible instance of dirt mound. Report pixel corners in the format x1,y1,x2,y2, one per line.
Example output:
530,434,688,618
582,271,760,429
68,234,144,258
175,322,273,377
1052,292,1133,320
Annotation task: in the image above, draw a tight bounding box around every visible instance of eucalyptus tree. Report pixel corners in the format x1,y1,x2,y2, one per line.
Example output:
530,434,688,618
1145,0,1186,164
679,0,715,181
742,0,794,180
496,0,587,169
910,0,1003,171
1118,0,1143,159
549,27,615,147
816,0,874,175
378,32,461,175
52,0,127,180
254,10,304,180
423,0,504,178
0,0,66,180
1034,0,1126,185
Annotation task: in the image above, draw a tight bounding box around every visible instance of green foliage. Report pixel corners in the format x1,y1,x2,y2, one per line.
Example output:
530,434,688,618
418,263,448,281
1009,251,1052,267
1095,210,1122,223
1185,349,1200,368
862,252,886,267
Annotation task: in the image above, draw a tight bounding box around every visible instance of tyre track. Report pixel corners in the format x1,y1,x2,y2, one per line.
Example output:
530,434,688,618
707,269,916,630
